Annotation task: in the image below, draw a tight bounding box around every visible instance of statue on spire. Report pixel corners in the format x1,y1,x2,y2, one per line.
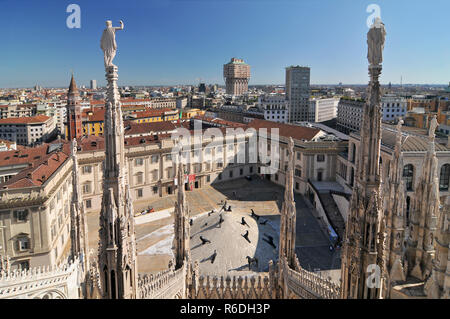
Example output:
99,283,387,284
428,115,438,140
100,20,124,68
367,17,386,66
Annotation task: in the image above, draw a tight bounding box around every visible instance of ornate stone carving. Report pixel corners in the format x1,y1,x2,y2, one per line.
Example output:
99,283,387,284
97,21,138,299
341,18,387,299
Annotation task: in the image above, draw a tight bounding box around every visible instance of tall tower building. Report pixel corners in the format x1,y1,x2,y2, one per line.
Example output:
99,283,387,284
90,79,97,90
285,66,310,123
97,63,138,299
223,58,250,96
67,75,83,140
340,20,387,299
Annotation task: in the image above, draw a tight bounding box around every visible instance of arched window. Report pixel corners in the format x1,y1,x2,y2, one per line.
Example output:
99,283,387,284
439,164,450,191
403,164,414,191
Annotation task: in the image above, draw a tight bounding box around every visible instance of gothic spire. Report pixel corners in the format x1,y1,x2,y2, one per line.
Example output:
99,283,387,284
408,115,440,281
424,196,450,298
341,19,387,299
97,21,138,299
384,120,407,292
278,137,297,268
69,73,78,93
174,146,190,269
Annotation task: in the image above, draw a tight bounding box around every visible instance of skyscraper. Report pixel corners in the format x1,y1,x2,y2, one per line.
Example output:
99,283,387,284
223,58,250,96
90,79,97,90
285,66,310,123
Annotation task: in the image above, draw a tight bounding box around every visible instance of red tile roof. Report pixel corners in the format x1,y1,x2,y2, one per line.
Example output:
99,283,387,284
0,142,71,189
90,100,105,105
124,121,176,136
76,134,167,152
76,135,105,152
0,115,51,125
246,119,321,141
121,98,151,103
0,143,66,168
85,108,106,122
192,116,247,128
131,108,177,118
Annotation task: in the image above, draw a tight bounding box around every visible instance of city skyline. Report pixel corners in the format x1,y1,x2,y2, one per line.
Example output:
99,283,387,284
1,0,450,88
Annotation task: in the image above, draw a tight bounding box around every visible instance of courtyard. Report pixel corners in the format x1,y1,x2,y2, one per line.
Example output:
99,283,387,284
86,177,341,281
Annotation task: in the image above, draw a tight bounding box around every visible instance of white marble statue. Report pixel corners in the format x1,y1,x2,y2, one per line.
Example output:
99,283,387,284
100,20,124,68
428,115,438,139
367,17,386,66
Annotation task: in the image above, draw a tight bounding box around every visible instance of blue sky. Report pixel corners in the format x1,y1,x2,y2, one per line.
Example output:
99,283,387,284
0,0,449,88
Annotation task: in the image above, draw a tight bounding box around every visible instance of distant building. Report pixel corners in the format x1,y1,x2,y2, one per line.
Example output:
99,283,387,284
223,58,250,96
381,94,407,123
0,115,56,146
198,83,207,93
309,97,339,123
258,94,288,123
176,97,188,109
210,84,218,93
285,66,310,123
36,103,67,137
0,104,37,119
336,98,365,134
90,79,97,90
80,108,180,137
